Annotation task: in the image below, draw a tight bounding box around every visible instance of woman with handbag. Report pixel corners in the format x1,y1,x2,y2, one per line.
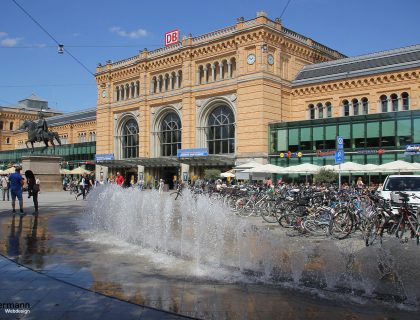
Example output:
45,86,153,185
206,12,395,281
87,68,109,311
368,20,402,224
25,170,40,215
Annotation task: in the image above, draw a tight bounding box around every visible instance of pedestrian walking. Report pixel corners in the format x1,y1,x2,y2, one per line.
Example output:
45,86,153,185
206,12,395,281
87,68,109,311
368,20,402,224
75,174,87,200
115,172,124,186
1,174,10,201
25,170,40,215
159,178,164,194
9,165,25,215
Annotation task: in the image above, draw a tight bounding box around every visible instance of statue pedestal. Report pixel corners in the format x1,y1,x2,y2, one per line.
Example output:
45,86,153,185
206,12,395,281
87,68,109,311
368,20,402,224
22,156,62,192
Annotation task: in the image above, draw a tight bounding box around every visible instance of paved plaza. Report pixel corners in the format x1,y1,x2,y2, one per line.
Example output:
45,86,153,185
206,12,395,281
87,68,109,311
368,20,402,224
0,189,418,320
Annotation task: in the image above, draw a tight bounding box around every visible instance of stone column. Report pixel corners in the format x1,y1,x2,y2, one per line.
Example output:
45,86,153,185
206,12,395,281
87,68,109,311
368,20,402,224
196,70,201,85
150,79,155,94
203,67,208,84
169,75,173,90
157,79,161,93
219,64,224,80
211,64,216,82
176,74,180,89
227,61,232,79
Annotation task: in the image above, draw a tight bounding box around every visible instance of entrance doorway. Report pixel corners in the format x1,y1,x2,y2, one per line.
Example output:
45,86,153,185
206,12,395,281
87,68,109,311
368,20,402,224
162,167,178,189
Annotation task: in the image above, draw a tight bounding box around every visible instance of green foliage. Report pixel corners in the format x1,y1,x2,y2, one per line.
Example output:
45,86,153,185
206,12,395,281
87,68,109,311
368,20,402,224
313,168,338,184
204,169,221,180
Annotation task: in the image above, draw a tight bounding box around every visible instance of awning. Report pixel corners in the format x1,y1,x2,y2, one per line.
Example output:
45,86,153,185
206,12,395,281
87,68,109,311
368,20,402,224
96,155,235,168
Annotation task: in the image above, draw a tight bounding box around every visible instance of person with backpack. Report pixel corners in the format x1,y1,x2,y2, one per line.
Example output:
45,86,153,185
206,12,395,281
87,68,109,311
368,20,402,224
75,174,87,200
9,165,25,215
25,170,40,215
1,174,10,201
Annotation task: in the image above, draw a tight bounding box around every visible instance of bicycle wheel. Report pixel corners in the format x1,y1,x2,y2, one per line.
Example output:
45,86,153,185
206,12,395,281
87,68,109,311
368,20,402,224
331,209,353,240
170,191,182,200
278,213,301,229
261,201,279,223
303,219,330,237
365,215,382,247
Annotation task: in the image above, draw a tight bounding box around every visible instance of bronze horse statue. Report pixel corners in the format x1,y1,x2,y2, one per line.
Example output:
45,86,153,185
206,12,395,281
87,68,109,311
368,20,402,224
19,120,62,153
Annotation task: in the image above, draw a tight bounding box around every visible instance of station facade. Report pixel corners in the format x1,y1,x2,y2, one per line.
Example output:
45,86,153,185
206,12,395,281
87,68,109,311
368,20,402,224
1,12,419,184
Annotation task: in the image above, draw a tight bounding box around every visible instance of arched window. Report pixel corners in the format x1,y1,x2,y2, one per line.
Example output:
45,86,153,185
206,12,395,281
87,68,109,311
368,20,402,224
380,95,388,112
343,100,350,116
352,99,359,116
402,92,409,111
122,119,139,159
9,122,13,130
390,93,398,112
326,102,332,118
361,97,369,115
308,104,315,119
207,106,235,154
317,103,323,119
160,112,181,157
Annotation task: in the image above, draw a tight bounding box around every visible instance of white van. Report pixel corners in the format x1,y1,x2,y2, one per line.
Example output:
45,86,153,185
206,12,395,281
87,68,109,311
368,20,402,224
377,175,420,208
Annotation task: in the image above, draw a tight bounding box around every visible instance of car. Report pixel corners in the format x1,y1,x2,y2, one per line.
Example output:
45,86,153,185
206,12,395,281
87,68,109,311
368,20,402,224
377,175,420,208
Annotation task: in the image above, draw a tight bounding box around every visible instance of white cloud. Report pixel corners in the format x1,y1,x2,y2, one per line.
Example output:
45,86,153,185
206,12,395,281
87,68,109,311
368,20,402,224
1,37,22,47
0,32,8,38
34,43,47,48
109,26,148,39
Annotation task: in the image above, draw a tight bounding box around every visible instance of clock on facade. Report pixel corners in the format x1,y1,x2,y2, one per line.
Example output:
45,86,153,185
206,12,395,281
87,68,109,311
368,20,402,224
101,90,107,98
247,54,256,65
267,54,274,65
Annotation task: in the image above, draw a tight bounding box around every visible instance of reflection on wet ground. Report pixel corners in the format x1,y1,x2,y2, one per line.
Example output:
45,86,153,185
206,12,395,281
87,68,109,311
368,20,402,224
0,192,418,319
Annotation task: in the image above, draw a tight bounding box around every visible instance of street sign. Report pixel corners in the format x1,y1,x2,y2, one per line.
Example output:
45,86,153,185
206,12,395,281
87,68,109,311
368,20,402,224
177,148,208,157
95,153,114,161
336,136,344,150
335,149,344,164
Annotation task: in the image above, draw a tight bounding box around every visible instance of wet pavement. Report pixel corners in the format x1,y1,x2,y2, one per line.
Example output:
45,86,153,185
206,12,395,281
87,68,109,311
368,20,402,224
0,190,418,319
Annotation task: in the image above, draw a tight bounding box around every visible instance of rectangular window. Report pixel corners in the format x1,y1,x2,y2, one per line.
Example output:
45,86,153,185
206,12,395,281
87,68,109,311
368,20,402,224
339,124,351,148
397,119,412,146
277,130,288,151
381,121,396,147
352,123,365,138
0,121,3,130
413,119,420,143
300,127,312,151
288,128,299,146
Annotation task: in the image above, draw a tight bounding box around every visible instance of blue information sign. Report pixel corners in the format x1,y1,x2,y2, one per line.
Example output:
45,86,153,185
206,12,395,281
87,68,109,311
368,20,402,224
335,149,344,164
336,136,344,150
177,148,209,157
95,153,114,161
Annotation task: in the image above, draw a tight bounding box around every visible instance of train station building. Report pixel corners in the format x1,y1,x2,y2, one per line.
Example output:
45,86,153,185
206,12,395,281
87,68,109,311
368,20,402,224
1,12,419,184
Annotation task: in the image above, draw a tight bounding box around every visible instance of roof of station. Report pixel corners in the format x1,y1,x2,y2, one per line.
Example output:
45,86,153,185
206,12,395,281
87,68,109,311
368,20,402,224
45,108,96,126
293,44,420,86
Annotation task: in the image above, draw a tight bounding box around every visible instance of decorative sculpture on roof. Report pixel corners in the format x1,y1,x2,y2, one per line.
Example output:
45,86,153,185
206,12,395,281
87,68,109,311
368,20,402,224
19,110,61,153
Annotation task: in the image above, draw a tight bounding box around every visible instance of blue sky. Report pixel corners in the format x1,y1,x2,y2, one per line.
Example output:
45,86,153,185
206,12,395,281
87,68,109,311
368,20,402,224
1,0,419,113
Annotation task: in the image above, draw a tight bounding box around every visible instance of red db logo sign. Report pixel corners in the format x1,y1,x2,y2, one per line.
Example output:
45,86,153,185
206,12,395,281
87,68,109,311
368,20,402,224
164,29,180,46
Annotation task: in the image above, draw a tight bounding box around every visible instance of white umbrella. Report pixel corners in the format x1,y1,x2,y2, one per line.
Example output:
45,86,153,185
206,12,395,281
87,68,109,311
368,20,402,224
60,169,72,175
220,170,235,178
333,162,365,172
378,160,418,173
3,167,15,174
69,167,91,175
234,161,263,170
286,163,321,174
243,164,285,174
362,163,381,172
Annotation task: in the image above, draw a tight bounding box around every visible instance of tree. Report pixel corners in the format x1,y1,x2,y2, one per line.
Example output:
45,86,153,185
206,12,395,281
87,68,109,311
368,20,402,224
313,168,338,184
204,169,221,180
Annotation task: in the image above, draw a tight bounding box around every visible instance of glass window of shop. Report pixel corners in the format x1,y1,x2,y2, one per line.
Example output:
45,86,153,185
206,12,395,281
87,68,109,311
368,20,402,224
413,118,420,143
397,119,412,146
288,128,299,152
366,154,380,165
325,125,336,149
381,153,396,164
352,154,365,164
338,124,351,148
313,126,324,150
300,127,312,151
381,121,396,147
352,123,365,148
366,122,380,148
277,130,288,152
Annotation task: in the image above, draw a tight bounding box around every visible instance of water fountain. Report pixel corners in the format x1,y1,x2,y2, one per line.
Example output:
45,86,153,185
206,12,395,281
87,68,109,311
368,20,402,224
86,185,420,310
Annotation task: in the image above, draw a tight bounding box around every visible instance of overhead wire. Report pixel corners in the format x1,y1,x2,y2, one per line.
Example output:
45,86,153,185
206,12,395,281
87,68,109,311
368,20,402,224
11,0,95,76
280,0,292,19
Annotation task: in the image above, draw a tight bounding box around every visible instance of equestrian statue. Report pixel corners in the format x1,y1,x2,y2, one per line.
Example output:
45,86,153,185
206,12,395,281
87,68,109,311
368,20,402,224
19,111,61,153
